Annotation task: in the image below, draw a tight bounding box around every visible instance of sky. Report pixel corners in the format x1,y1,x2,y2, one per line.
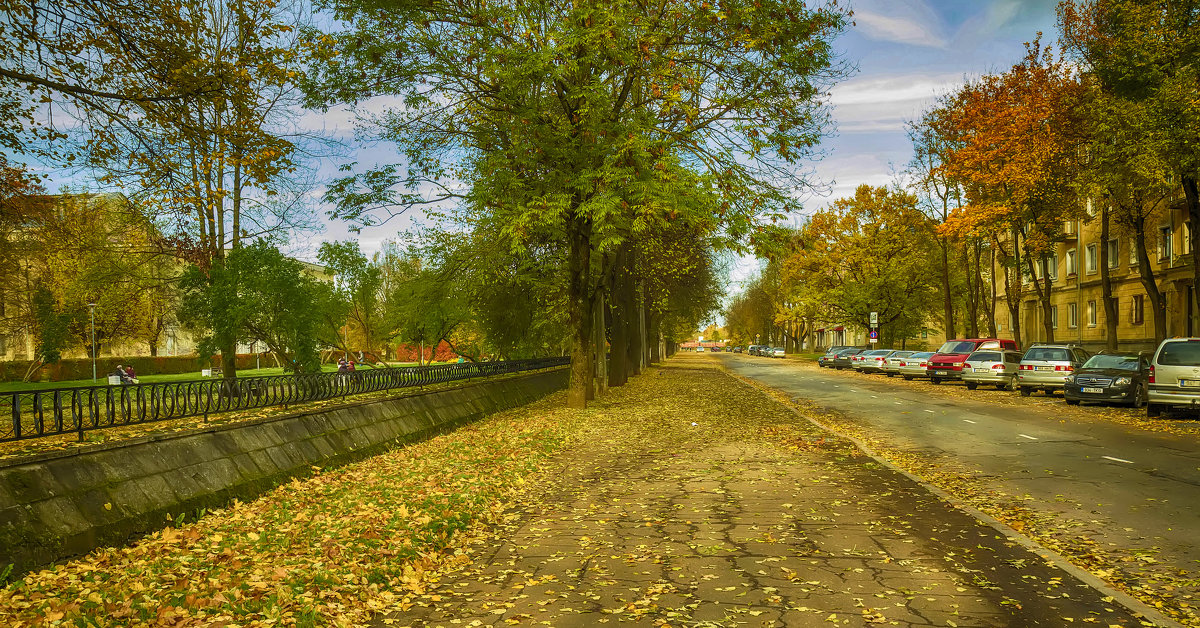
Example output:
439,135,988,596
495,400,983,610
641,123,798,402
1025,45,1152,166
723,0,1061,288
32,0,1061,284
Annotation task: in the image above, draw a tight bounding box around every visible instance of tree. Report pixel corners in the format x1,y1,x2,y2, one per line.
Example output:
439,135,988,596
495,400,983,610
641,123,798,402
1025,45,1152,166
319,241,389,360
179,240,325,374
1059,0,1200,320
940,40,1088,344
784,185,939,347
306,0,848,407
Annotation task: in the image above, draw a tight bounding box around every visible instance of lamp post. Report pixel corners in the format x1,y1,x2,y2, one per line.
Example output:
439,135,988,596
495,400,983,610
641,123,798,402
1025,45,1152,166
87,303,96,382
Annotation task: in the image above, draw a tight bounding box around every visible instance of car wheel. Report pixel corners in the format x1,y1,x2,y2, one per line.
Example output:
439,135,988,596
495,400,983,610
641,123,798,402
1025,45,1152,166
1019,387,1032,397
930,378,941,385
1147,403,1163,418
965,382,977,390
886,372,894,377
995,383,1007,390
1065,398,1080,405
902,375,912,381
1131,384,1146,409
1044,389,1056,396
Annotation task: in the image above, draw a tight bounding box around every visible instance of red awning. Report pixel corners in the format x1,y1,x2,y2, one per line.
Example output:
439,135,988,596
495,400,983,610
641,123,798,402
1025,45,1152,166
833,326,844,331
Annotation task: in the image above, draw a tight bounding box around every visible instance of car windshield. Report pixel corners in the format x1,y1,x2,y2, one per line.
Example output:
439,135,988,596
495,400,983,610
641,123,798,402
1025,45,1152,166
968,351,1000,362
1158,341,1200,366
890,351,914,358
937,341,978,354
1024,347,1069,361
911,352,934,358
1084,354,1141,370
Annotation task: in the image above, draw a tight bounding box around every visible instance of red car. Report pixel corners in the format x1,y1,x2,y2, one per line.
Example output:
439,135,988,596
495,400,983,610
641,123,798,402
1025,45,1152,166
927,338,1019,384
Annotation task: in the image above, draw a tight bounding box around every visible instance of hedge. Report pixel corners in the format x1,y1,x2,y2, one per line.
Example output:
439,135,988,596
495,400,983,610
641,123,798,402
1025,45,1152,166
0,354,263,383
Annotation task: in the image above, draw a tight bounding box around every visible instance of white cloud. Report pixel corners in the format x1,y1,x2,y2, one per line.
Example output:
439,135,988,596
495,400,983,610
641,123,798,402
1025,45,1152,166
829,72,968,133
854,10,948,49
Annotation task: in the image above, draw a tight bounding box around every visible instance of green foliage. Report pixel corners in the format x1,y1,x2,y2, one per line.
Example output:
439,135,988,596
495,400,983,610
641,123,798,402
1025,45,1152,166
179,241,325,373
30,286,71,367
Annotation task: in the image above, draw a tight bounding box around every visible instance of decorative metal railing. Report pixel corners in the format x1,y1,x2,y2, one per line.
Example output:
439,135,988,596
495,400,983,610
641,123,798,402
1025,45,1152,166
0,357,570,443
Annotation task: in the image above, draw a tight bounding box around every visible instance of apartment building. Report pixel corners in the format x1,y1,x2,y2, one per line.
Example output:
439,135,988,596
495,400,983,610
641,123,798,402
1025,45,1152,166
992,189,1196,352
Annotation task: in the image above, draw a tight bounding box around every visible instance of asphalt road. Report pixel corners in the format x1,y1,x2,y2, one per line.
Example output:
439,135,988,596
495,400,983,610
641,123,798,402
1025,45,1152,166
719,353,1200,589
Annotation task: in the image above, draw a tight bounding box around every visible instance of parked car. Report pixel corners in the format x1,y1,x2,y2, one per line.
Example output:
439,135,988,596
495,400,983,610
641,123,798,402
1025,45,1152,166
819,346,853,367
1016,343,1091,396
857,349,896,373
897,351,936,380
771,347,785,358
1147,338,1200,417
747,345,758,356
961,349,1022,390
733,346,743,353
1064,351,1150,407
850,351,872,370
831,348,865,370
881,350,915,377
928,338,1020,384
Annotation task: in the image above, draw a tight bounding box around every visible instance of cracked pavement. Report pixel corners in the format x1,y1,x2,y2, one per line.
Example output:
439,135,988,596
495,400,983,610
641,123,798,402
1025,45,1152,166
375,359,1153,627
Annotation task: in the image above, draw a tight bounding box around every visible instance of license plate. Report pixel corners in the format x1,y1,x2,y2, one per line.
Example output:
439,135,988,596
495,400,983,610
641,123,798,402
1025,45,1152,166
936,371,949,375
1181,380,1200,388
973,368,989,373
1082,387,1103,394
1035,366,1053,371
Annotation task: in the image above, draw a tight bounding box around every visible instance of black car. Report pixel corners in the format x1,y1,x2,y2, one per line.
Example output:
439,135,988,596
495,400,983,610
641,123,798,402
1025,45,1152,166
831,348,864,370
1063,351,1150,407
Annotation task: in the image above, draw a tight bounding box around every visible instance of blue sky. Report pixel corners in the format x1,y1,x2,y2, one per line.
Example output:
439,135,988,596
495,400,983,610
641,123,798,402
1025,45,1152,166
724,0,1060,291
30,0,1060,272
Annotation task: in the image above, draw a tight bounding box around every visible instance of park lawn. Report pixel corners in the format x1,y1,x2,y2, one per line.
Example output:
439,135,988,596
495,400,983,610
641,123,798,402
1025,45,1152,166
0,362,429,394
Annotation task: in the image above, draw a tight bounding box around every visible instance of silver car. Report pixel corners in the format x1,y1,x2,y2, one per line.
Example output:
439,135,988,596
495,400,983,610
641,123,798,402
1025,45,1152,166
962,349,1022,391
771,347,785,358
1017,344,1091,397
1147,338,1200,417
897,351,935,380
857,349,896,373
881,351,916,377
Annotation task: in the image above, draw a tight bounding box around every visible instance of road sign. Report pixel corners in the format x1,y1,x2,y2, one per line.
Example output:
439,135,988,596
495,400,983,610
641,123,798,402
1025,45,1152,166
869,330,878,340
869,311,878,326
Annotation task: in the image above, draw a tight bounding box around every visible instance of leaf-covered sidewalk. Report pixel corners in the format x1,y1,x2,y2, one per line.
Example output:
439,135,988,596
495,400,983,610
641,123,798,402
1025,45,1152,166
0,360,1154,626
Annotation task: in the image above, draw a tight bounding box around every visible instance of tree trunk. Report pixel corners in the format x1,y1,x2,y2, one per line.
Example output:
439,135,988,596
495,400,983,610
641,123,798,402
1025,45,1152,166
1099,207,1118,350
609,247,629,387
1002,228,1023,348
940,237,955,340
963,243,979,337
1134,216,1168,343
1185,177,1200,330
592,289,608,396
221,339,237,382
149,341,158,357
628,276,644,377
987,245,998,338
566,219,593,408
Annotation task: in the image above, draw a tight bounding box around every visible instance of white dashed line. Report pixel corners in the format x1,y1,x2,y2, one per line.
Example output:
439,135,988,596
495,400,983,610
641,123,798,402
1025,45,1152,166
871,395,878,399
894,401,903,405
1018,434,1038,440
963,419,977,424
924,410,936,414
1102,455,1134,464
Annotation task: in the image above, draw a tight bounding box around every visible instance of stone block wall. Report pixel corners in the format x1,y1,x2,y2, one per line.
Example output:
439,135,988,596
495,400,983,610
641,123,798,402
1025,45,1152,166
0,368,568,577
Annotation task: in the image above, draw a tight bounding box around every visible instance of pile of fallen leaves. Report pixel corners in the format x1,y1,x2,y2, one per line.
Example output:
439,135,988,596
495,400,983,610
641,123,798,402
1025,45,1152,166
0,390,579,627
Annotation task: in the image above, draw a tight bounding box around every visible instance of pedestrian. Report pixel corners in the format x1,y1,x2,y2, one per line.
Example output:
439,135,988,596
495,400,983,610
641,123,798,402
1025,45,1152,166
337,358,348,373
124,365,137,383
111,365,131,385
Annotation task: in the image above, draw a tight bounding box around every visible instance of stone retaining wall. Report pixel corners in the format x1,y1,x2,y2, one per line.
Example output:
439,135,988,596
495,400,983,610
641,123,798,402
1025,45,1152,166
0,368,568,577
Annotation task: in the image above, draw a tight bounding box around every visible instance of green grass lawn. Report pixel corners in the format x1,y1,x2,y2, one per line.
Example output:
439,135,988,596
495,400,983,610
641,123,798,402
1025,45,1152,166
0,362,433,394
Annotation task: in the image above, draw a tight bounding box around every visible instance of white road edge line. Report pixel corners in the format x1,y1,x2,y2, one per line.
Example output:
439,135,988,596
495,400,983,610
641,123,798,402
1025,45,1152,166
963,419,977,424
1102,455,1134,464
1019,434,1038,440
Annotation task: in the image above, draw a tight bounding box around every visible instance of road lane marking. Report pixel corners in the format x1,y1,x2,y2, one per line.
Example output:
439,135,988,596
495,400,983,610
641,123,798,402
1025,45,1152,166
1102,456,1134,464
894,401,903,405
1018,434,1038,440
871,395,878,398
924,410,935,413
963,419,977,424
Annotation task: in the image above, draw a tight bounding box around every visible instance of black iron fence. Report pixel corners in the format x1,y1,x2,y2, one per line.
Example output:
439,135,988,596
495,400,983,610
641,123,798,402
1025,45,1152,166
1,357,570,444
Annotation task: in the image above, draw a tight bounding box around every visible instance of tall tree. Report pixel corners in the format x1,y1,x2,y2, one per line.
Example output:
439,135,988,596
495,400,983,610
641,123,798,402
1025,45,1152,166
306,0,848,408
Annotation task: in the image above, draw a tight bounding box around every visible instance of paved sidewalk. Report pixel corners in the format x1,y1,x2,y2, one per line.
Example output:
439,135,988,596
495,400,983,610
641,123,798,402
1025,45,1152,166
377,362,1155,627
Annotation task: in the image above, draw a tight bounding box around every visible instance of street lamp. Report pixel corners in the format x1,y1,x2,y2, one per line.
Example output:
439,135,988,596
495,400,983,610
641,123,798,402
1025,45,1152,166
87,303,96,382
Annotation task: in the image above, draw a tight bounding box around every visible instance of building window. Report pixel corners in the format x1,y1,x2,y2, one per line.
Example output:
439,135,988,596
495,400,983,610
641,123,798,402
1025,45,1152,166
1086,243,1098,273
1088,300,1097,326
1047,253,1058,281
1066,248,1077,275
1186,221,1194,255
1107,239,1119,269
1051,304,1059,329
1132,294,1145,324
921,330,928,338
1160,226,1173,261
1131,238,1140,265
1068,302,1078,328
